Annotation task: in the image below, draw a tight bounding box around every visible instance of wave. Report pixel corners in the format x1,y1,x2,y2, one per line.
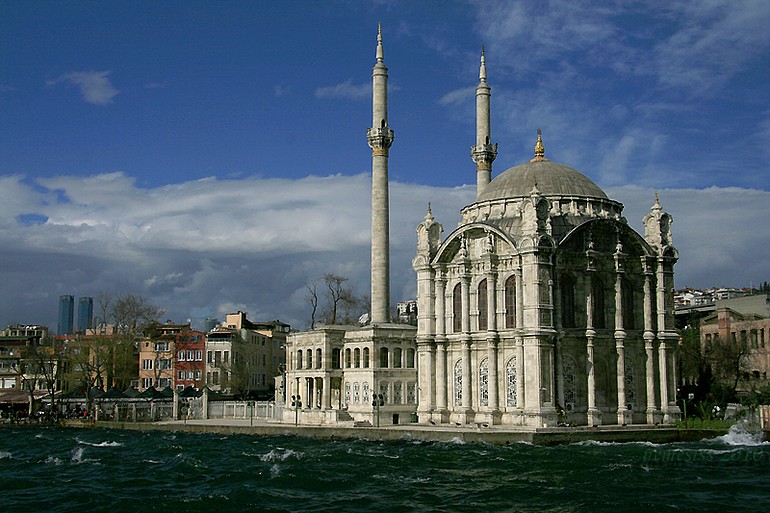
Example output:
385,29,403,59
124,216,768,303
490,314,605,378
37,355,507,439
259,448,303,462
0,451,12,459
715,423,768,446
77,439,124,448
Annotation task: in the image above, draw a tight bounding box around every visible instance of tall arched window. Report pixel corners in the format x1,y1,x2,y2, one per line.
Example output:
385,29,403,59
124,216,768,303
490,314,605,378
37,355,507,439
506,356,517,407
592,277,605,329
315,348,322,369
353,348,360,368
622,278,635,330
561,274,576,328
505,275,516,328
393,347,402,368
306,349,312,369
625,359,636,407
406,348,415,368
478,279,488,331
331,348,341,369
479,358,489,406
363,347,370,368
297,350,303,370
344,348,351,368
452,283,462,333
379,347,389,368
454,359,463,406
563,356,577,408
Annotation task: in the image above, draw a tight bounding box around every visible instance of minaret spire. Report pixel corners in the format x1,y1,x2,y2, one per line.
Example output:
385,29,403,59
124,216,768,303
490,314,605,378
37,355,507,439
471,46,498,200
367,24,394,324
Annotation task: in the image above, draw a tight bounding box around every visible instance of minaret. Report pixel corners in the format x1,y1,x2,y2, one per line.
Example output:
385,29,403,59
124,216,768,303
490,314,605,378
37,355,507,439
367,24,394,324
471,46,497,200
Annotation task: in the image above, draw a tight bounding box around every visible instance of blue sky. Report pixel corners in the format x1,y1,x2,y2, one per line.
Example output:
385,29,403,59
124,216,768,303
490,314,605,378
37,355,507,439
1,0,769,331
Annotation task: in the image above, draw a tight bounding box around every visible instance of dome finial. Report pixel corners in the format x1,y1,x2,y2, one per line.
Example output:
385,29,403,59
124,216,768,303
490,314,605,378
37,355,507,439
530,128,549,162
376,22,384,63
479,45,487,83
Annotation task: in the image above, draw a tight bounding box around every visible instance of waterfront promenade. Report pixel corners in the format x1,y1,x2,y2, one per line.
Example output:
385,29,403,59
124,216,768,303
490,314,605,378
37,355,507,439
64,417,728,446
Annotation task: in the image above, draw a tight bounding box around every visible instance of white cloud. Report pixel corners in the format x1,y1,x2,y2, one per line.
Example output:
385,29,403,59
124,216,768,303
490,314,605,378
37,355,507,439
315,79,371,99
47,70,119,105
1,173,767,333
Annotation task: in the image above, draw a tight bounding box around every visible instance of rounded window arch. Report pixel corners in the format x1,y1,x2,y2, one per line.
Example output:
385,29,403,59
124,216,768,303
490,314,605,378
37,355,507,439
478,279,488,331
505,275,516,328
452,283,462,333
560,273,576,328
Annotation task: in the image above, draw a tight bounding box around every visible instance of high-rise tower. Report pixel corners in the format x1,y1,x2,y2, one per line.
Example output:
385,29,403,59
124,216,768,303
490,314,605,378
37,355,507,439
366,24,394,324
471,47,497,200
58,294,74,335
77,296,94,333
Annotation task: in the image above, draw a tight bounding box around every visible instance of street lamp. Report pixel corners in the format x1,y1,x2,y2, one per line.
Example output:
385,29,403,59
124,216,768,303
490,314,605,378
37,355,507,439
291,376,302,426
291,394,301,426
372,393,384,428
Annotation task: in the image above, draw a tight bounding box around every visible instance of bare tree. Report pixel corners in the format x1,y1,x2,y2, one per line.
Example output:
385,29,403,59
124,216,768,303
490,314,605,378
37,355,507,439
322,273,351,325
306,281,319,330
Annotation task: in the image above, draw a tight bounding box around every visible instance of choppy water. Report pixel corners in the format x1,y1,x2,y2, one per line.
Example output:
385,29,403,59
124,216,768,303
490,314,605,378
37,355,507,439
1,425,769,512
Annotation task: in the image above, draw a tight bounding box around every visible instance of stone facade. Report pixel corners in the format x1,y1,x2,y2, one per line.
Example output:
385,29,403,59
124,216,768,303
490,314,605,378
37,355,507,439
700,295,770,388
412,53,679,428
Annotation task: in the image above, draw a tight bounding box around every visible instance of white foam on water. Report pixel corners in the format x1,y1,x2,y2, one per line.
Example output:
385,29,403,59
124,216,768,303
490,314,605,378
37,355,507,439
717,423,768,446
260,448,303,462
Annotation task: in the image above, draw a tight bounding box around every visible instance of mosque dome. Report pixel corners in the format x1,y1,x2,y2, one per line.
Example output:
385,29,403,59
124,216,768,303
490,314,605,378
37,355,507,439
476,130,608,202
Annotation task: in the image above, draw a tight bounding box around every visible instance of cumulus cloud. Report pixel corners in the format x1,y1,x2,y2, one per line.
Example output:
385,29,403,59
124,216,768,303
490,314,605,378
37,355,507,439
47,70,119,105
315,79,371,99
1,172,767,333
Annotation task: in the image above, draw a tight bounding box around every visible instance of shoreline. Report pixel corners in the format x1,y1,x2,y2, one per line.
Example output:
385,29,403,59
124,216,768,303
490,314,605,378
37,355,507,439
46,418,732,445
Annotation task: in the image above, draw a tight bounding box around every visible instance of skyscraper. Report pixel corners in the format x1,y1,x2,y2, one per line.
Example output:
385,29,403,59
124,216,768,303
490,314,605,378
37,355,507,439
58,295,74,335
77,296,93,334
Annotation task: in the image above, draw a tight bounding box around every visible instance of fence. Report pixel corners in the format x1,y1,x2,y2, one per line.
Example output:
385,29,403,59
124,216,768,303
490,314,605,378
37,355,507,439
207,400,278,420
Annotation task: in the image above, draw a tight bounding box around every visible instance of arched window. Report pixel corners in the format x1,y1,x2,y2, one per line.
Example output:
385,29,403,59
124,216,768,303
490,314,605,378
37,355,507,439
592,277,605,329
331,348,341,369
315,348,322,369
478,279,488,331
506,356,517,407
563,356,576,408
452,283,462,333
625,359,636,407
505,275,516,328
363,347,370,368
622,278,635,330
561,274,576,328
393,347,402,368
306,349,312,369
353,347,361,368
353,382,360,403
362,381,370,404
379,347,389,368
344,348,351,368
297,350,303,370
454,359,462,406
406,348,415,368
479,358,489,406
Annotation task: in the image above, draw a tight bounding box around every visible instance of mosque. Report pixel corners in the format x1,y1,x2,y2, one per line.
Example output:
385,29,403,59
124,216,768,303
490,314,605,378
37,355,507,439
283,27,680,428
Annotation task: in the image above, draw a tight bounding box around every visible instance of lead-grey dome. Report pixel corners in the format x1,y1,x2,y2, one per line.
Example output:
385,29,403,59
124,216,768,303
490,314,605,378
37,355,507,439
477,159,608,202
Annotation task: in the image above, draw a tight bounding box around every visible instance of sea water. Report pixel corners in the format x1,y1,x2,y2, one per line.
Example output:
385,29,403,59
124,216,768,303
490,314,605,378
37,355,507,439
1,425,768,512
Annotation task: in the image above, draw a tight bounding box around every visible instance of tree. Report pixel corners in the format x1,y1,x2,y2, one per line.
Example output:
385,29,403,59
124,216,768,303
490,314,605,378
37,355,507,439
62,293,164,394
322,273,350,325
704,332,751,396
224,333,261,399
306,281,319,330
305,273,369,327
